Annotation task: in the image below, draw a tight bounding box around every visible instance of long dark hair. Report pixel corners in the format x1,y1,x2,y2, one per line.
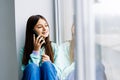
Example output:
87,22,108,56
22,15,54,65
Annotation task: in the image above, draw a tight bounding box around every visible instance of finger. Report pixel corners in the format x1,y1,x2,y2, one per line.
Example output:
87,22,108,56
42,59,47,62
36,35,41,43
40,40,45,45
42,58,50,62
42,55,50,61
38,37,44,43
41,54,48,58
42,58,46,62
41,55,46,59
33,34,35,44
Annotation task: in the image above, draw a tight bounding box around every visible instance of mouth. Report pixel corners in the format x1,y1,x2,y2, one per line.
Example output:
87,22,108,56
42,31,48,34
41,32,48,36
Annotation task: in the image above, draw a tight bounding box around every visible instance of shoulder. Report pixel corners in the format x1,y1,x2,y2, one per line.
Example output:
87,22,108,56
59,40,71,50
51,42,58,47
50,42,58,52
51,42,58,49
57,40,71,56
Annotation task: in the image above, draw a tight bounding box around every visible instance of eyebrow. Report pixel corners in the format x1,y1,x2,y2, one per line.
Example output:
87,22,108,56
36,23,48,26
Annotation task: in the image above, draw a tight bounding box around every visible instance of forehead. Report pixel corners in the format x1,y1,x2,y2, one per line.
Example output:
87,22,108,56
36,18,47,25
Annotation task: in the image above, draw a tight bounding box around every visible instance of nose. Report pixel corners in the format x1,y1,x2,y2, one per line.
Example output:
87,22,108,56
43,25,46,31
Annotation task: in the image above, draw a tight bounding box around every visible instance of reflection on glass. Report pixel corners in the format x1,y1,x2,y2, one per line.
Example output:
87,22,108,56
56,24,75,80
95,0,120,80
57,0,120,80
55,0,75,79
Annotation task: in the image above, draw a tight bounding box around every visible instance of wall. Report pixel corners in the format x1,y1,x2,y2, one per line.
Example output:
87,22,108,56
0,0,18,80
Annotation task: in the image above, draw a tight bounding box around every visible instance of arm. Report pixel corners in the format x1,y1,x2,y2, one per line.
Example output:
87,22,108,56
20,48,41,71
29,51,41,66
53,42,74,79
29,34,45,66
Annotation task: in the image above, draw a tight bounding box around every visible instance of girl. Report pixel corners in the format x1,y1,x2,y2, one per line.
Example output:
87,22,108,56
21,15,59,80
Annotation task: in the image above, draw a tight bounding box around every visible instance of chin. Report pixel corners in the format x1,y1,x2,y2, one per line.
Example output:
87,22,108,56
43,35,49,38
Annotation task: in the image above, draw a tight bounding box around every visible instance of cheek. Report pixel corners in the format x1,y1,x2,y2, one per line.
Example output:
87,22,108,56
38,29,43,34
47,28,49,32
46,27,49,32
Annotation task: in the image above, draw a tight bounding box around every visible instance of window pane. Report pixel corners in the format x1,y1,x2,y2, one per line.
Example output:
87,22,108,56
95,0,120,80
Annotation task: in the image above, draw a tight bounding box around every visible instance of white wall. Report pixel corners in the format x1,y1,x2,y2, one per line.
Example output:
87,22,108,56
14,0,55,79
0,0,18,80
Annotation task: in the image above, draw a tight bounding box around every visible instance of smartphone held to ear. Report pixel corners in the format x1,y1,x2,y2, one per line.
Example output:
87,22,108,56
33,29,45,44
33,29,39,38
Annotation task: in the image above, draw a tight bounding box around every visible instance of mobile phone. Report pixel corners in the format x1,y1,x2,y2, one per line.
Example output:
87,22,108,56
33,29,38,38
33,29,45,44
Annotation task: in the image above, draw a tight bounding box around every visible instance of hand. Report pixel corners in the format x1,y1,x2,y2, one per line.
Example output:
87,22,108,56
33,34,45,51
41,54,50,62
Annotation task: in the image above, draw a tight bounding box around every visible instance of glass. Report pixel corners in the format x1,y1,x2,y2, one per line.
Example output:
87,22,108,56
95,0,120,80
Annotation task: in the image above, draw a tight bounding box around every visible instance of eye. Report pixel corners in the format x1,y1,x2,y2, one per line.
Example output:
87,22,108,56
37,25,42,28
45,24,48,27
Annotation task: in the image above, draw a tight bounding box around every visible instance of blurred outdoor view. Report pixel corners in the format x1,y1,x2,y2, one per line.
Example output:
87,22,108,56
95,0,120,80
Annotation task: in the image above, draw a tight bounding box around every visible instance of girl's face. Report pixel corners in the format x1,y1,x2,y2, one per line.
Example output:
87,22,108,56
33,18,49,38
71,24,75,36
